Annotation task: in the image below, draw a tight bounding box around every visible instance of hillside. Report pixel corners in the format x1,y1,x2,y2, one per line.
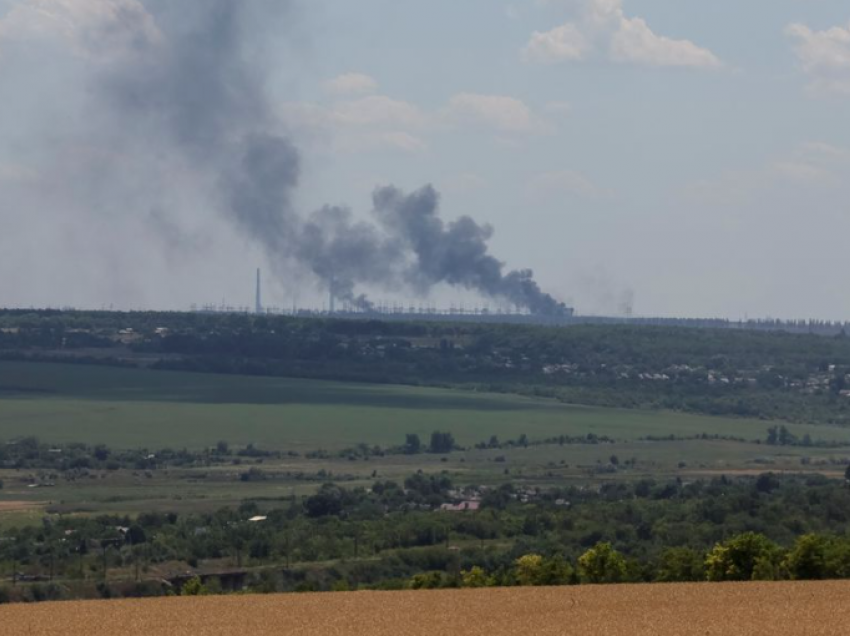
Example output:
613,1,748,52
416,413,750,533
3,309,850,426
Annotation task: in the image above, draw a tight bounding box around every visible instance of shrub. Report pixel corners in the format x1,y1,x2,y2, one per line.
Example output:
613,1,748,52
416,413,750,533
656,548,706,582
181,577,210,596
578,543,627,584
705,533,783,582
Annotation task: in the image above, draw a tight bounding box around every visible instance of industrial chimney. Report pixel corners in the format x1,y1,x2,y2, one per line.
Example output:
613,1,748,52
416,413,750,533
255,268,263,315
328,271,336,315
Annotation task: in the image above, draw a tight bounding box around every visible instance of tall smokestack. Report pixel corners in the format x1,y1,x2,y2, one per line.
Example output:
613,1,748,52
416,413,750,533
255,268,262,315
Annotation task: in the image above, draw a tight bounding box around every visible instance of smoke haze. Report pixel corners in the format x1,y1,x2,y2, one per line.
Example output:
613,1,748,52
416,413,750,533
0,0,565,314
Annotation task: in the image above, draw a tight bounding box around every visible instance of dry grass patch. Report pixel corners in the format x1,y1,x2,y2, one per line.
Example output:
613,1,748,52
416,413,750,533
3,581,850,635
0,501,45,512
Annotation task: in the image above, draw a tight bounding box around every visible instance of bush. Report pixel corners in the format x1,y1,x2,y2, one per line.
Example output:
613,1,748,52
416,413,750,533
706,533,783,582
656,548,705,582
408,571,447,590
578,543,627,584
27,583,64,603
181,577,210,596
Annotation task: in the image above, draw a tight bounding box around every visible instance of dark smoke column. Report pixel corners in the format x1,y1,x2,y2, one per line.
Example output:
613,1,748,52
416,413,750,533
90,0,566,315
372,185,569,316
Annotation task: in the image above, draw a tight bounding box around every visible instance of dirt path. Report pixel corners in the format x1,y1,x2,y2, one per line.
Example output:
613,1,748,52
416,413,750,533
2,581,850,635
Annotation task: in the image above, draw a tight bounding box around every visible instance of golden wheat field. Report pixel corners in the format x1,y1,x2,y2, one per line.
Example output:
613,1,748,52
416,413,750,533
3,582,850,636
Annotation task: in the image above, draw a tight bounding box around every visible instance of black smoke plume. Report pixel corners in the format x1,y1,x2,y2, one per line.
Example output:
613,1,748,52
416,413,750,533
98,0,565,315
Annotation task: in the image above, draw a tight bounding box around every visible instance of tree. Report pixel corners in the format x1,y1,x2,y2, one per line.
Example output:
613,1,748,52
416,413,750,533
125,525,147,546
408,571,446,590
705,532,783,582
656,547,705,582
461,566,491,588
755,473,780,494
305,484,346,517
766,426,778,445
429,431,455,454
539,555,574,586
403,434,422,455
785,534,828,580
578,543,627,584
514,554,545,586
181,577,209,596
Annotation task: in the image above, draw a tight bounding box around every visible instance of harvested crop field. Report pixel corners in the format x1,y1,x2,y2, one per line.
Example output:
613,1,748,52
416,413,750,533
4,582,850,636
0,501,43,512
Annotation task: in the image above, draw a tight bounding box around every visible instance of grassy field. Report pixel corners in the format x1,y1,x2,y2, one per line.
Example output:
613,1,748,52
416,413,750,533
3,582,850,635
2,360,848,451
3,360,850,521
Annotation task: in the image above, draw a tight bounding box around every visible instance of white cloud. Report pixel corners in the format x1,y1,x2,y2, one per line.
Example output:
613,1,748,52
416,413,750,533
611,16,722,68
528,170,603,199
770,160,831,184
0,0,162,61
332,95,428,129
376,131,426,153
682,141,850,205
282,89,546,155
801,141,850,159
324,72,378,96
768,140,850,184
786,21,850,95
442,172,488,194
786,22,850,73
444,93,541,133
524,23,589,63
523,0,721,69
281,96,428,154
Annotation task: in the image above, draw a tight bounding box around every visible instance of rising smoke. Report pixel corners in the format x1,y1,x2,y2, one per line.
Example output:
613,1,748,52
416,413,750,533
94,0,566,315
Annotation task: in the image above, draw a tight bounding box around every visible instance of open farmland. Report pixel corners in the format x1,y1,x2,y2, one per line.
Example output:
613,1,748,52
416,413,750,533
4,360,850,521
2,360,848,451
4,582,850,636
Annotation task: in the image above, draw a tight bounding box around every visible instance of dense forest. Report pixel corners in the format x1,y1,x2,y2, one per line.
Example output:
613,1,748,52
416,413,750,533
2,309,850,425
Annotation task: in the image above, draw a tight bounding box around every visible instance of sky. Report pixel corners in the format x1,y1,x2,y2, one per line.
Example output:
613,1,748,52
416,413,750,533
0,0,849,319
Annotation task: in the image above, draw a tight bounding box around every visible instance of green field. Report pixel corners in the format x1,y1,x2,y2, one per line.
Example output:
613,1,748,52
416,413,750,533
2,361,848,451
3,360,850,522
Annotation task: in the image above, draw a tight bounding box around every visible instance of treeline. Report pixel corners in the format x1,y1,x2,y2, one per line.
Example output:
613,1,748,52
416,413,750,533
0,437,300,472
5,473,850,603
410,532,850,589
4,310,850,425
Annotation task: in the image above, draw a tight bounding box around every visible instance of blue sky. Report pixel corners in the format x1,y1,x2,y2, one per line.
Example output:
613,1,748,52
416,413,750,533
1,0,849,317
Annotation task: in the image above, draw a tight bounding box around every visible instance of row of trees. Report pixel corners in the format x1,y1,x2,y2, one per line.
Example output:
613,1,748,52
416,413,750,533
412,533,850,590
3,474,850,602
